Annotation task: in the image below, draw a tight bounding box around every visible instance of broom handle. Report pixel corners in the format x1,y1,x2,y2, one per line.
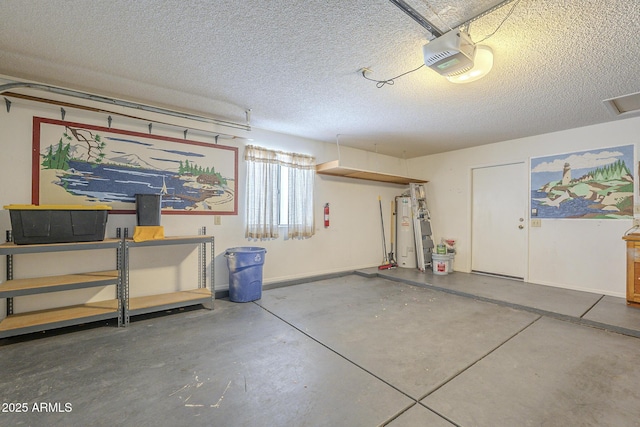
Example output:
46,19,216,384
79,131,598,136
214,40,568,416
378,196,388,263
390,200,395,247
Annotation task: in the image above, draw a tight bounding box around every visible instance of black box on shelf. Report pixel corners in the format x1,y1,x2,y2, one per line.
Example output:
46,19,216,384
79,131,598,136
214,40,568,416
4,205,111,245
135,194,162,226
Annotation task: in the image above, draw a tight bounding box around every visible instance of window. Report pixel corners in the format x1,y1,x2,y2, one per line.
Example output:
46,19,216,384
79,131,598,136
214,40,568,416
245,145,315,240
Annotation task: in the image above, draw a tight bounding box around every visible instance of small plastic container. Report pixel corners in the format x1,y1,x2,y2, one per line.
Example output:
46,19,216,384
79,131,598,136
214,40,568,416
432,253,449,275
4,204,111,245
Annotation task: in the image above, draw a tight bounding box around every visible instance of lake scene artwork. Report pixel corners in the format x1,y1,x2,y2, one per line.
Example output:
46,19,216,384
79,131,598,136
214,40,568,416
530,145,633,219
33,117,237,214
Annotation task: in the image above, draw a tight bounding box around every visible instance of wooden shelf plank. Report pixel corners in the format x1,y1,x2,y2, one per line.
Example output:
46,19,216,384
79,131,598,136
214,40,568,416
316,160,427,185
127,235,211,247
0,238,121,255
129,289,212,311
0,299,120,333
0,270,119,297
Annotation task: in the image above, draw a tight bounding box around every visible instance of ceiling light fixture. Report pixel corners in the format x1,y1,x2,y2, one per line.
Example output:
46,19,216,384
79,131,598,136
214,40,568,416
447,45,493,84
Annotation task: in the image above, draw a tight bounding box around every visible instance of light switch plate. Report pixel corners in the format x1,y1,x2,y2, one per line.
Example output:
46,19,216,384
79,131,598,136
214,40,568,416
531,219,541,227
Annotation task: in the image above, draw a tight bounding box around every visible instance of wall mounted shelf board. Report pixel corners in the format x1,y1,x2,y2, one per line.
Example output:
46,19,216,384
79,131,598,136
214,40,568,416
316,160,427,185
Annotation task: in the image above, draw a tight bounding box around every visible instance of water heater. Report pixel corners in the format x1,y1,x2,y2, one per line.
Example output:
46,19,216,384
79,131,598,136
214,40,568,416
395,197,417,269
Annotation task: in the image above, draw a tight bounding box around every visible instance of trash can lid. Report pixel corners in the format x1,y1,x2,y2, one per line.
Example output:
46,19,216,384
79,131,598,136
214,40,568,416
225,247,267,254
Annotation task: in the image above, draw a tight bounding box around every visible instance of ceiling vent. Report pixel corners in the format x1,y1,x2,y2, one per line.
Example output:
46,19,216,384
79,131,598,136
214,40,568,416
423,30,475,77
603,91,640,117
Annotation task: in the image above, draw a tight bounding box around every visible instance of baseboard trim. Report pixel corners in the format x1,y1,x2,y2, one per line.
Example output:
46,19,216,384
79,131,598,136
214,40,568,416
215,269,356,300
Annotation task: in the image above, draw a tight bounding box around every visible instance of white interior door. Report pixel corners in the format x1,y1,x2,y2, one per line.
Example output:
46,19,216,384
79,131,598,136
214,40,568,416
471,163,527,278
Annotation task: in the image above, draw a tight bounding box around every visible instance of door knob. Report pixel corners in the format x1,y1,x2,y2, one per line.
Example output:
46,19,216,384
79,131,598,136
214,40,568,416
518,225,524,229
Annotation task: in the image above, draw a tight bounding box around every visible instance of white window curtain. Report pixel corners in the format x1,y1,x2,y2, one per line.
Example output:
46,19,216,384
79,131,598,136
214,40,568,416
245,145,316,240
245,146,280,240
286,153,315,239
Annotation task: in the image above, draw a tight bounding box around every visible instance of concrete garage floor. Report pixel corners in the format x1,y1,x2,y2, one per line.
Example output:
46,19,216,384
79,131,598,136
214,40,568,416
2,271,640,426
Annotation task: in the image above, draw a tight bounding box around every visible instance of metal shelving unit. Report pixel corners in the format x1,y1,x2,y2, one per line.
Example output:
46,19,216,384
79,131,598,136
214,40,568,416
123,231,214,326
0,230,215,337
0,238,123,338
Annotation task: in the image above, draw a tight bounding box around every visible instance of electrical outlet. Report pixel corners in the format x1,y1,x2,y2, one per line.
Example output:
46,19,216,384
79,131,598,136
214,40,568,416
531,218,541,227
634,218,640,227
214,215,221,225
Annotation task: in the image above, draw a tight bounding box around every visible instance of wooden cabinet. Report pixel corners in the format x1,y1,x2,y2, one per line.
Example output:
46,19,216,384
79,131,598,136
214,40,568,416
622,234,640,307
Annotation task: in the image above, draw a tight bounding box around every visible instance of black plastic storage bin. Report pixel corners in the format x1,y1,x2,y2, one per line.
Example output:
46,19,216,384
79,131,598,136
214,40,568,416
225,247,266,302
135,194,162,226
4,204,111,245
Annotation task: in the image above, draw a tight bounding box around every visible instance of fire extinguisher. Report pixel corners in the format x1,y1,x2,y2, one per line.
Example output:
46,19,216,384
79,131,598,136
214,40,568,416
324,203,330,228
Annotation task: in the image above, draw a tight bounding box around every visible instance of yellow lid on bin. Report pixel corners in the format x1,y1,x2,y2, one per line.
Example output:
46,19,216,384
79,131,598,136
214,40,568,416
4,204,113,210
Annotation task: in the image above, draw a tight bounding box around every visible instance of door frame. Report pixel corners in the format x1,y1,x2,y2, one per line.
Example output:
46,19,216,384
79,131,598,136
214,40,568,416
468,161,530,281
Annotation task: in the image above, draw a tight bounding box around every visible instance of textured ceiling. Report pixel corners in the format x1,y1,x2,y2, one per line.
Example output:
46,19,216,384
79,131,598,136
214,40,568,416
0,0,639,158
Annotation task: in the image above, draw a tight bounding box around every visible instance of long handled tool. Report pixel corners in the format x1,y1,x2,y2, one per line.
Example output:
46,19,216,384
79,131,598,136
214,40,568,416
378,196,394,270
388,200,397,266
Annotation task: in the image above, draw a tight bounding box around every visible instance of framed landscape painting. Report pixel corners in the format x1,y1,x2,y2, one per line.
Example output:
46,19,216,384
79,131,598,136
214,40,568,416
530,145,633,219
32,117,238,215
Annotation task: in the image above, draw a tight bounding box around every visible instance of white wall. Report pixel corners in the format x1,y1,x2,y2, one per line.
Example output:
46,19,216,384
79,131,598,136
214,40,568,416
0,90,406,317
5,79,633,316
407,117,640,297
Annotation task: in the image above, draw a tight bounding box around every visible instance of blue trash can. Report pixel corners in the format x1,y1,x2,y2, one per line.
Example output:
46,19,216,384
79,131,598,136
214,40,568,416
225,247,266,302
